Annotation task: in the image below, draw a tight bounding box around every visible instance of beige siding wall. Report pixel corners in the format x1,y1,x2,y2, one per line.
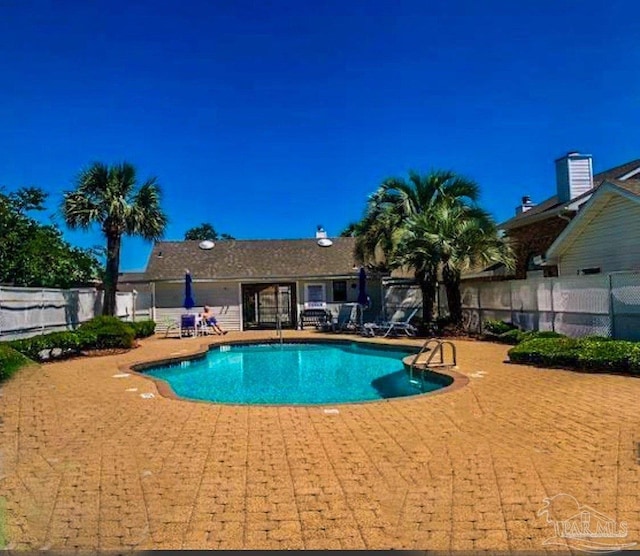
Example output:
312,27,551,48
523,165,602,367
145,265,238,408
154,277,382,330
155,281,241,330
298,279,363,304
558,196,640,276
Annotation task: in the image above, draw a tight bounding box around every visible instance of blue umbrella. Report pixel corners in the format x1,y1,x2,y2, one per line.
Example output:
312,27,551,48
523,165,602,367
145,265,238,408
184,271,195,310
357,267,368,306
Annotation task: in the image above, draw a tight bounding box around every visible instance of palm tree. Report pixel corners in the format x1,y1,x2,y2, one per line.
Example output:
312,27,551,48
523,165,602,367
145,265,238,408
354,170,481,324
399,203,513,325
62,162,168,316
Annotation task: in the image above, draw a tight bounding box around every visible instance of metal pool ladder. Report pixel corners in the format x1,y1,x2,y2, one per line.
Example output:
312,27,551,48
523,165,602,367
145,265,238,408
408,339,457,391
276,314,283,345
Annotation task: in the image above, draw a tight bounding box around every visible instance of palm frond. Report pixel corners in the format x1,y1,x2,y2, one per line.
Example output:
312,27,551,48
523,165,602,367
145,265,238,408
61,192,101,230
127,178,168,240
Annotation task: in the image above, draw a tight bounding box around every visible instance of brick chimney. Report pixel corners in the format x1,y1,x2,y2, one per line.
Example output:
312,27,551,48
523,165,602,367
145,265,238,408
515,195,536,215
555,152,594,203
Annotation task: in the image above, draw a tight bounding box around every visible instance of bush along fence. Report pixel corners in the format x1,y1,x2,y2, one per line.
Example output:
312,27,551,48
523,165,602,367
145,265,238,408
508,336,640,375
0,286,152,340
6,317,156,364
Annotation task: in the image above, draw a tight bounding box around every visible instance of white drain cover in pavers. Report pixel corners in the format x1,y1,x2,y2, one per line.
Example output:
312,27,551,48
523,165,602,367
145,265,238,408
323,408,340,415
140,392,155,399
112,373,130,378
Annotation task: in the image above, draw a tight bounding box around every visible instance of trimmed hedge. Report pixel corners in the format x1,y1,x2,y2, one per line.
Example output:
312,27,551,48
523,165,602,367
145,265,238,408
77,316,135,349
508,336,640,374
8,317,156,362
0,343,30,382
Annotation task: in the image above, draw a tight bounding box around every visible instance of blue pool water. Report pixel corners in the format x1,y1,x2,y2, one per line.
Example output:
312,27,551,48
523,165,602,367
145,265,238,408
144,342,450,405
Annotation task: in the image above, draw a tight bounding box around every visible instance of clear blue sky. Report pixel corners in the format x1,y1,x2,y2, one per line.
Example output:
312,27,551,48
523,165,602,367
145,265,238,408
1,0,639,271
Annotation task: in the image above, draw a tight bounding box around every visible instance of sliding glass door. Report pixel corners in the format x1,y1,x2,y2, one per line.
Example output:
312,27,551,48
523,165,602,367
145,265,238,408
241,283,297,329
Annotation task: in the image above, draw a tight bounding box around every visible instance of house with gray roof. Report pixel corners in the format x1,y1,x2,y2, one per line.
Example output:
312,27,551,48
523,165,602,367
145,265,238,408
120,230,384,331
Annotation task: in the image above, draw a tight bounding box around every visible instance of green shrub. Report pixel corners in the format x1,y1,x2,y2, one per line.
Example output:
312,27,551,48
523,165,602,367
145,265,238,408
576,338,640,372
492,328,566,345
508,336,640,374
9,335,49,360
10,331,84,361
129,320,156,338
77,316,135,349
530,331,565,339
0,343,30,382
496,329,527,344
483,319,516,335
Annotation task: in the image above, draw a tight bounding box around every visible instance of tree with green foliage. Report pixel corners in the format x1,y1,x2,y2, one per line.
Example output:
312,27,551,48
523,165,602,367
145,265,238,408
62,162,168,316
184,222,234,241
352,170,482,323
351,170,511,325
396,203,513,325
0,186,101,288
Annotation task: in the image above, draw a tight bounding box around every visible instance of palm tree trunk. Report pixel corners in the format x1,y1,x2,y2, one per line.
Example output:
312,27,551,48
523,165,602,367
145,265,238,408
416,269,436,324
443,267,463,326
103,231,121,316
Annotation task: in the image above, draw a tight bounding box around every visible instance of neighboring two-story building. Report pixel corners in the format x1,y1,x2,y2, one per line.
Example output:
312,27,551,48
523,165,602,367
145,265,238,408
500,153,640,279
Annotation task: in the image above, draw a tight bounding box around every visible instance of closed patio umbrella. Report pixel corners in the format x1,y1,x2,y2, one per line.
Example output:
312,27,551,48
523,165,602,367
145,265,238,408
184,271,195,310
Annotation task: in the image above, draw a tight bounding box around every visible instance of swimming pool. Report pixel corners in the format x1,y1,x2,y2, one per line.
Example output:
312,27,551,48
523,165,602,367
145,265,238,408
143,341,451,405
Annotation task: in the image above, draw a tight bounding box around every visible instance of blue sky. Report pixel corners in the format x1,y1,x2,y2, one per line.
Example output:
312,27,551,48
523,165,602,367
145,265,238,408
1,0,639,271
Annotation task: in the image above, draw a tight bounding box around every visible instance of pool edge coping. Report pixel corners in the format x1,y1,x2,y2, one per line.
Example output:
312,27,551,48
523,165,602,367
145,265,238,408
123,336,470,407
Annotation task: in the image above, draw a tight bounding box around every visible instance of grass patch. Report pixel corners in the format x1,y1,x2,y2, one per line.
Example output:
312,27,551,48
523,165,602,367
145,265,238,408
0,496,7,548
0,343,30,382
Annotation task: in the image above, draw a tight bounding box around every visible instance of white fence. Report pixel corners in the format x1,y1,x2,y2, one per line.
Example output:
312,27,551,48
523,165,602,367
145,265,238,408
382,281,423,320
0,286,152,341
382,272,640,340
456,272,640,340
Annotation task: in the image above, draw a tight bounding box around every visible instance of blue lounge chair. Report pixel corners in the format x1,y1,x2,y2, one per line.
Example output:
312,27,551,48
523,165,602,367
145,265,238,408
180,314,197,337
362,307,419,338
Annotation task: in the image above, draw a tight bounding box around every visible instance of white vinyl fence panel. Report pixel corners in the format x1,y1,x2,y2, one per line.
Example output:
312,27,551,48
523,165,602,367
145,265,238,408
386,271,640,340
455,272,640,340
382,283,422,321
0,286,151,340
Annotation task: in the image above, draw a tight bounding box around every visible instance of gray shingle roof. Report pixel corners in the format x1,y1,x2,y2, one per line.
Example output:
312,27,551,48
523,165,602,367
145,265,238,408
500,158,640,229
118,272,148,283
144,238,361,281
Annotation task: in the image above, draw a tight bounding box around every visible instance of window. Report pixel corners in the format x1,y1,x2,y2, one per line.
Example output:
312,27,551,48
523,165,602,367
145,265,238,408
305,283,326,308
332,280,347,302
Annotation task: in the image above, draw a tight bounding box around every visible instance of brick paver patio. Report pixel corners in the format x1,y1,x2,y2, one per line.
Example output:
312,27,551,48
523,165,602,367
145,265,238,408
0,331,638,551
